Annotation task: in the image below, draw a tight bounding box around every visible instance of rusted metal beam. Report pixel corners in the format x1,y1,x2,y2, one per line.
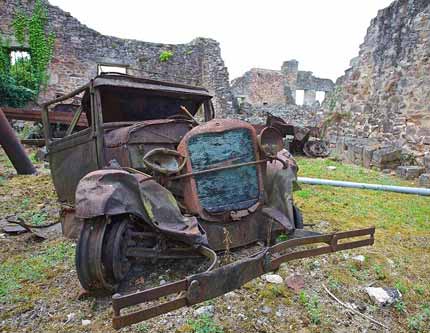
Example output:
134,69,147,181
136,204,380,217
1,107,88,127
0,108,37,175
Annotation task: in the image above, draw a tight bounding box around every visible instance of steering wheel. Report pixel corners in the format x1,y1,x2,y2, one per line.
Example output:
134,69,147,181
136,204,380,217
142,148,187,175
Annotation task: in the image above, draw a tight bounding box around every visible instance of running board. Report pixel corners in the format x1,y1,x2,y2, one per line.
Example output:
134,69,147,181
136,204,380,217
111,227,375,329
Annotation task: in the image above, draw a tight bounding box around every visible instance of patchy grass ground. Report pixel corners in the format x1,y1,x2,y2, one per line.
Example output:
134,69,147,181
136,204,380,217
0,149,429,332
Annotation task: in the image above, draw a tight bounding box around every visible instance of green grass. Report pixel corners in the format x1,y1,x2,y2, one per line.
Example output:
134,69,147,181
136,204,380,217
296,157,411,186
299,291,321,325
0,241,74,300
295,157,430,332
295,157,430,232
180,315,224,333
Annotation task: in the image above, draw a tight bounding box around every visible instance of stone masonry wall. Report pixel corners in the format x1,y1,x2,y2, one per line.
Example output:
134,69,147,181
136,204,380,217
229,69,286,106
325,0,430,169
231,60,335,107
0,0,234,115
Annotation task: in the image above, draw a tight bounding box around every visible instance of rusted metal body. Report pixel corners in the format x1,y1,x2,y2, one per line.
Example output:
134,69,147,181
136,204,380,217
0,108,36,174
266,113,330,158
42,74,374,329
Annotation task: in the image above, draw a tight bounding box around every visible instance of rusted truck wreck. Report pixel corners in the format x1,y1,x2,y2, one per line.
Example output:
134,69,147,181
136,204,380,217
42,74,374,329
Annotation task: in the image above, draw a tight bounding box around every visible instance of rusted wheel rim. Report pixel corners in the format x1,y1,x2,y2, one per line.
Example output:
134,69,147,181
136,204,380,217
106,219,131,282
75,219,114,292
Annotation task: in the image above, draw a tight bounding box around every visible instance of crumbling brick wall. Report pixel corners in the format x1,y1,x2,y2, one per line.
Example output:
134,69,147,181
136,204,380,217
0,0,234,115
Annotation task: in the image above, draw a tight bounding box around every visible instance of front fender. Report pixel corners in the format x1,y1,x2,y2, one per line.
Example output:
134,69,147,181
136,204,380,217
75,169,208,246
75,169,148,220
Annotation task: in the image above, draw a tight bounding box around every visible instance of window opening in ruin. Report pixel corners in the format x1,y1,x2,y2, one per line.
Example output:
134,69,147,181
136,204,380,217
10,50,31,64
296,90,304,105
9,50,32,83
316,91,325,104
97,64,127,75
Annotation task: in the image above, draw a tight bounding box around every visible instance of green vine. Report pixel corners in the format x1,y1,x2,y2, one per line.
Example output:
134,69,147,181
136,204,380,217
0,37,11,74
12,11,28,45
0,0,56,106
26,0,56,89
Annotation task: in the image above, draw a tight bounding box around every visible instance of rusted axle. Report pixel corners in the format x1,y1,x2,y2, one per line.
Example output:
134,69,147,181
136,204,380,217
111,226,375,329
0,108,36,175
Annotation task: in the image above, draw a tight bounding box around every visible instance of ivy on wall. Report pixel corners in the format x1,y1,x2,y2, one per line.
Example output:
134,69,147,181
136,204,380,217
0,0,55,107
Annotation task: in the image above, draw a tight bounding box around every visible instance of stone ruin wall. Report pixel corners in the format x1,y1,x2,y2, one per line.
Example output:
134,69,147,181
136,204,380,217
230,69,286,106
229,61,334,128
231,60,335,108
0,0,235,115
325,0,430,176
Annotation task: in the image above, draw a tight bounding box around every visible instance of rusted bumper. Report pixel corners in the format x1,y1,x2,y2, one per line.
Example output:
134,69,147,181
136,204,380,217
111,226,375,329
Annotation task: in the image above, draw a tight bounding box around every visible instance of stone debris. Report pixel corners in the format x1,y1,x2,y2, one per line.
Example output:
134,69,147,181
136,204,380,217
311,260,321,270
263,274,283,284
65,313,76,324
81,319,91,326
326,166,337,171
223,291,237,300
352,255,365,262
365,287,402,306
419,173,430,187
194,305,215,317
396,166,425,180
285,274,305,293
260,306,272,314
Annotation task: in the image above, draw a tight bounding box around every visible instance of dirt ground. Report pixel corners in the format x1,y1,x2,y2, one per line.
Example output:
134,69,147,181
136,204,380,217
0,147,429,333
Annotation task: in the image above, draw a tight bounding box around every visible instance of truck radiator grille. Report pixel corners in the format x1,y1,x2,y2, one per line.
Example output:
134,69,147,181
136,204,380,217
187,128,260,213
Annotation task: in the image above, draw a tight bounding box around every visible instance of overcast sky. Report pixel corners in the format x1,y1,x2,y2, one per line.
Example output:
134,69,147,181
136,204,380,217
50,0,393,81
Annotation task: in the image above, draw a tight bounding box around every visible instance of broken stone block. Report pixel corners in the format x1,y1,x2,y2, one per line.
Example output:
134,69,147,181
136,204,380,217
285,274,305,293
396,166,425,180
371,147,402,169
419,173,430,187
363,147,376,168
365,287,402,306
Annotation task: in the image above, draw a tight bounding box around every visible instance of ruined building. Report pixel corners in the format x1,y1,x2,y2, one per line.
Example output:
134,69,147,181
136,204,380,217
327,0,430,174
0,0,235,115
231,60,334,107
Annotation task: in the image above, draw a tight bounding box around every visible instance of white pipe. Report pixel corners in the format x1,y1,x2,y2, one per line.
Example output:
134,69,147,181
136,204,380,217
297,177,430,196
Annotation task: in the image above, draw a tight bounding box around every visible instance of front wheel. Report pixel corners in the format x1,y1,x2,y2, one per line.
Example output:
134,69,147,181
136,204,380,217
75,217,131,294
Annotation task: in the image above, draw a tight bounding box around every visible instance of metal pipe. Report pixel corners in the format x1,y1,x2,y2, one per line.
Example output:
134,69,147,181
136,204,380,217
0,108,37,175
297,177,430,196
